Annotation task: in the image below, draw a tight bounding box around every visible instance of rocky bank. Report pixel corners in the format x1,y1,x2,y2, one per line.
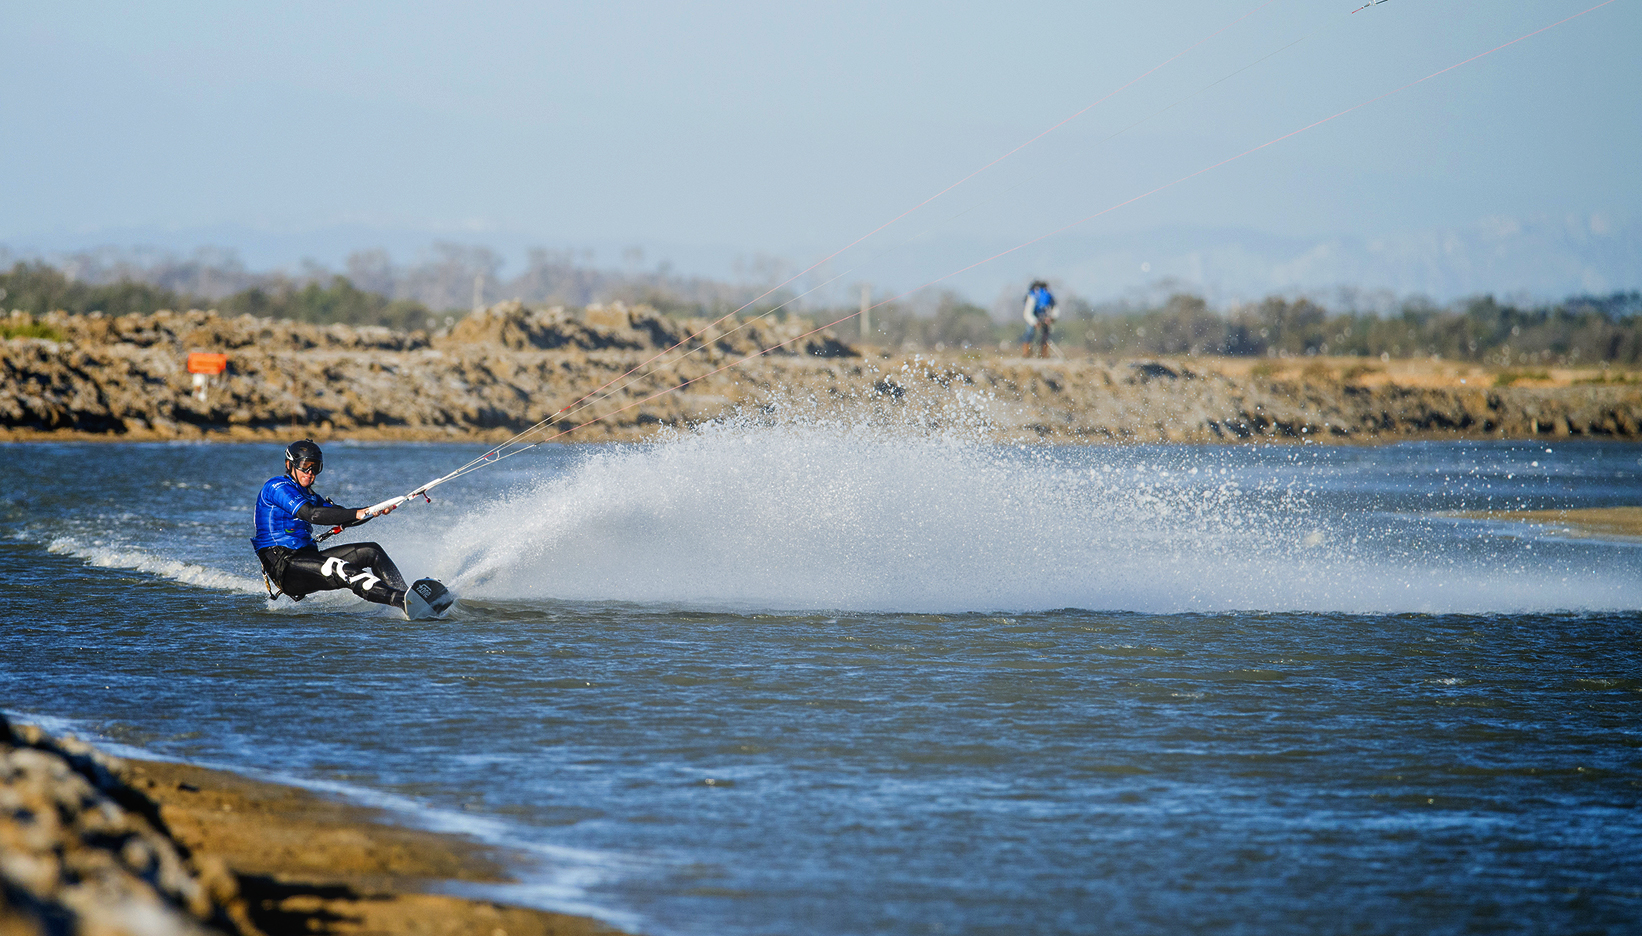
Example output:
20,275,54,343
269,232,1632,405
0,714,619,936
0,718,245,936
3,303,1640,443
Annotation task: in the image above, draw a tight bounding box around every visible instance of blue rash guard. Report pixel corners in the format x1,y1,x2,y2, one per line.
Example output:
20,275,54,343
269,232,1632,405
252,475,345,551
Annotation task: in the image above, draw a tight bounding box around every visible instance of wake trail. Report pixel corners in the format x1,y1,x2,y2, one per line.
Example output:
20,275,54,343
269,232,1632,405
45,537,266,595
430,413,1642,615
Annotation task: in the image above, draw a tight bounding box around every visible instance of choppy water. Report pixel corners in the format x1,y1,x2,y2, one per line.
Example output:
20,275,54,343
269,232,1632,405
4,424,1641,935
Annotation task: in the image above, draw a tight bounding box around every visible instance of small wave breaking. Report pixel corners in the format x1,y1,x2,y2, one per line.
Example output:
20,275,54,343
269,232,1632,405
47,537,266,594
43,537,379,613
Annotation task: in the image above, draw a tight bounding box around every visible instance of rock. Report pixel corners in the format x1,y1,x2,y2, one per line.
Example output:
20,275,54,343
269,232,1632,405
3,311,1639,441
1129,361,1181,381
0,715,251,936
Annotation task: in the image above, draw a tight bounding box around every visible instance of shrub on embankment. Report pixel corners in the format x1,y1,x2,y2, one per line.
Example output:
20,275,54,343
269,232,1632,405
1068,292,1642,365
835,290,1642,366
0,261,434,331
9,256,1640,366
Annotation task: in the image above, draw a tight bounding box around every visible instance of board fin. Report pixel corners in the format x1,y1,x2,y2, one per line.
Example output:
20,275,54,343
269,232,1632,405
403,578,455,620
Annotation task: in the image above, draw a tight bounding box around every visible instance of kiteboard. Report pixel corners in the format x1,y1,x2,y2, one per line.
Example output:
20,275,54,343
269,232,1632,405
404,578,456,620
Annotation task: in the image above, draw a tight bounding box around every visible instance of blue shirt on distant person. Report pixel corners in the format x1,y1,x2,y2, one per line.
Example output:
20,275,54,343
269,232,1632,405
1021,281,1058,353
1025,284,1056,321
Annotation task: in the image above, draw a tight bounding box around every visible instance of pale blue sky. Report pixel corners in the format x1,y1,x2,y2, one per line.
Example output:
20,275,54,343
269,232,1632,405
3,0,1637,301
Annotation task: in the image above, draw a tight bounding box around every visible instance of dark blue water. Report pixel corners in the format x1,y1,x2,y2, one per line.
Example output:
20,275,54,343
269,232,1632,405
4,437,1640,935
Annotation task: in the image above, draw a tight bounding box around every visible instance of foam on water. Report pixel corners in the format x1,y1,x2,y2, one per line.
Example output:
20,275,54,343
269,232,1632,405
407,409,1642,615
43,536,382,614
7,438,1640,936
47,537,266,594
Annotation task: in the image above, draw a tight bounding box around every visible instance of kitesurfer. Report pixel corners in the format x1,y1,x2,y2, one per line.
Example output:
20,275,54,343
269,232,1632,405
1020,280,1057,358
252,439,410,610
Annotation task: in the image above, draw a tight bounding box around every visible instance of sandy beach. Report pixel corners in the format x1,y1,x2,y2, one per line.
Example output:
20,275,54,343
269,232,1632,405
1449,505,1642,541
0,717,623,936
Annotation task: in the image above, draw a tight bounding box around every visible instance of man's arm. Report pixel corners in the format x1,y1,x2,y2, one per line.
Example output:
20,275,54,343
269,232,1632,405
295,501,363,527
266,481,352,526
300,493,397,525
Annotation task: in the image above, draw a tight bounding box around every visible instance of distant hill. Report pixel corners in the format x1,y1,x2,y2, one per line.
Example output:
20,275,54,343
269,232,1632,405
4,212,1634,313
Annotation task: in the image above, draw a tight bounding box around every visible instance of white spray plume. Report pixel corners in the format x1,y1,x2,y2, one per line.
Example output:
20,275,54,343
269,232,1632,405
401,393,1640,614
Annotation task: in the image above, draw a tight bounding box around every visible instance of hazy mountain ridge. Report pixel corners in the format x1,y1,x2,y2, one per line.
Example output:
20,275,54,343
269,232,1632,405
2,213,1635,324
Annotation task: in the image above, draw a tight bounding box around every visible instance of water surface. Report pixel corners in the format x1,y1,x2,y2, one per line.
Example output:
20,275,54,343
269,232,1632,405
4,435,1640,935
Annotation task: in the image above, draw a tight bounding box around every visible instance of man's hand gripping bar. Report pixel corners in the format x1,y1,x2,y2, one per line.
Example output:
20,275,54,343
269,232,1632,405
316,469,462,545
363,494,412,517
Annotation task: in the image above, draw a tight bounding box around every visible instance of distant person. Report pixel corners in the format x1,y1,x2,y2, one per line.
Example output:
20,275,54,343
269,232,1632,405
1020,280,1058,358
252,440,451,617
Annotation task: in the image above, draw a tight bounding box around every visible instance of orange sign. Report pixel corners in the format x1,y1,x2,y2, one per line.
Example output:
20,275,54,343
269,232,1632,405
186,352,228,375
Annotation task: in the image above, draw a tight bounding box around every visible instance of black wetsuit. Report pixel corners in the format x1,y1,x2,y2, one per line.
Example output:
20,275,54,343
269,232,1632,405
258,540,408,606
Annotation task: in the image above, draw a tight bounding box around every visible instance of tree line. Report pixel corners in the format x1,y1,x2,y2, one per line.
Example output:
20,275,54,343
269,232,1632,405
1072,292,1642,366
0,260,433,331
0,245,800,328
842,290,1642,365
4,256,1638,364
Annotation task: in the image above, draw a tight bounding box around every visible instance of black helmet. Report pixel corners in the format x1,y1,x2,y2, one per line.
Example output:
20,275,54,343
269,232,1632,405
285,439,323,474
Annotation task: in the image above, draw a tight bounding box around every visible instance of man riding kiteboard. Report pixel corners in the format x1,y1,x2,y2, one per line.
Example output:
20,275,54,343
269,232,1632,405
252,439,454,619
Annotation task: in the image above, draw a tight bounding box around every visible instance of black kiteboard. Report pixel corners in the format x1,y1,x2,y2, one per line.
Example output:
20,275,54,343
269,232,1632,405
403,578,455,620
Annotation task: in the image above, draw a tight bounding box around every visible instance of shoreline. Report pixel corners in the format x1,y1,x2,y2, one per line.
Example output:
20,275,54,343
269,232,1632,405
1,717,627,936
7,428,1642,449
1446,506,1642,541
4,306,1640,444
9,425,1642,445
